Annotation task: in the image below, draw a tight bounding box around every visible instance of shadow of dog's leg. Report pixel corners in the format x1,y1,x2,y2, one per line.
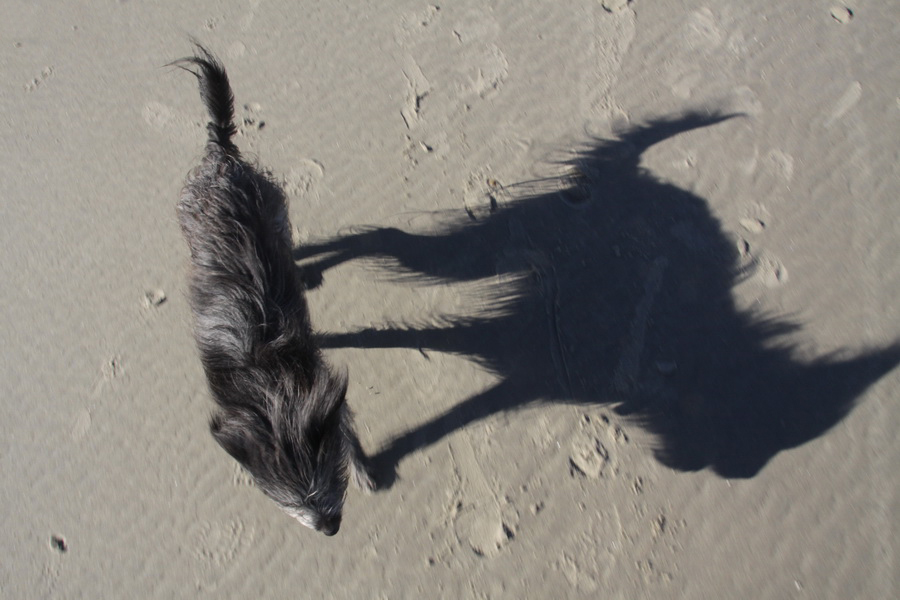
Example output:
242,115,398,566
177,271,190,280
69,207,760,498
368,381,513,488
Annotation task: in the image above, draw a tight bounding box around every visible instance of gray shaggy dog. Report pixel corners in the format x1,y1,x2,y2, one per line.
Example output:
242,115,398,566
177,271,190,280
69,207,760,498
173,46,374,536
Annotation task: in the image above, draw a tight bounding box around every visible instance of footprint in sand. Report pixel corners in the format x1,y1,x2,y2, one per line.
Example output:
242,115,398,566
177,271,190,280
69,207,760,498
824,81,862,128
143,289,167,308
601,0,630,13
756,255,789,288
403,131,448,165
739,217,766,235
557,552,601,592
568,413,626,479
448,438,518,558
235,102,266,145
226,41,246,60
669,70,704,99
188,519,254,574
448,9,508,99
452,501,515,558
91,355,124,397
736,235,752,260
400,58,431,129
682,8,724,52
765,149,794,181
728,85,763,116
726,29,750,57
230,462,254,487
748,149,794,201
70,409,92,442
395,4,442,45
142,102,178,130
283,159,325,202
142,101,200,143
464,44,509,99
462,170,499,220
569,437,610,479
830,6,853,24
733,233,758,274
451,8,501,43
24,66,53,92
101,355,123,382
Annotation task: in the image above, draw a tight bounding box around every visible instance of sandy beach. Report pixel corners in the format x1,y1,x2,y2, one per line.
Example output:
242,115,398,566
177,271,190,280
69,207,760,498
2,1,898,597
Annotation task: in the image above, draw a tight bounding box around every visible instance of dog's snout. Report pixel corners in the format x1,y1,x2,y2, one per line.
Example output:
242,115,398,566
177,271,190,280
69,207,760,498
319,516,341,536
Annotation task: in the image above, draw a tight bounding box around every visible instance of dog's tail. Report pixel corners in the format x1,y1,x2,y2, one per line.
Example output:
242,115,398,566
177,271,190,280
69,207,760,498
170,44,239,156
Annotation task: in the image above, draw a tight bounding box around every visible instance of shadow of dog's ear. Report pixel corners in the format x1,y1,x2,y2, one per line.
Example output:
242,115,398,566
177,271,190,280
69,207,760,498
210,410,268,467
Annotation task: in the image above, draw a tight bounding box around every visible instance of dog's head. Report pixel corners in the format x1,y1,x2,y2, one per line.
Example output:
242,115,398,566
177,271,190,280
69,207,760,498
209,367,353,535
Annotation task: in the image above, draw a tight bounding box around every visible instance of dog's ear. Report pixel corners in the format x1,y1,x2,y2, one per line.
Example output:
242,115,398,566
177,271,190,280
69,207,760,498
322,368,349,430
302,367,348,441
210,410,267,467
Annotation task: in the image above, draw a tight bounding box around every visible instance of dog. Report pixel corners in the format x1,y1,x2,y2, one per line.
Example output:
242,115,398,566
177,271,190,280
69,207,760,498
172,45,374,536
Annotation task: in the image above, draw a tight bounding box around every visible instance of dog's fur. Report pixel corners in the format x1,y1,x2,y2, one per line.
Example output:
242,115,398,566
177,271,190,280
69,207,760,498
173,46,374,536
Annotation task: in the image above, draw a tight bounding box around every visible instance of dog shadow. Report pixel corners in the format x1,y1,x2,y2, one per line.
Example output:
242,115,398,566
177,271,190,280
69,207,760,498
295,111,900,486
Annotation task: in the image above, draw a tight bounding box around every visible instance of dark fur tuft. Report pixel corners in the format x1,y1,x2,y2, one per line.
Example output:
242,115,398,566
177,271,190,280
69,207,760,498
170,44,238,155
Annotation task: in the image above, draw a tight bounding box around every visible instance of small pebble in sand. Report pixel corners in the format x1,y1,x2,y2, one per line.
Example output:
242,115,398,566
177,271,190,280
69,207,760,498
739,218,766,234
143,289,167,307
830,6,853,24
602,0,629,13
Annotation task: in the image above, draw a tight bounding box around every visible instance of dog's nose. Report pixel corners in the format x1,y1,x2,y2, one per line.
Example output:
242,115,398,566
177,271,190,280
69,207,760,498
319,516,341,536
